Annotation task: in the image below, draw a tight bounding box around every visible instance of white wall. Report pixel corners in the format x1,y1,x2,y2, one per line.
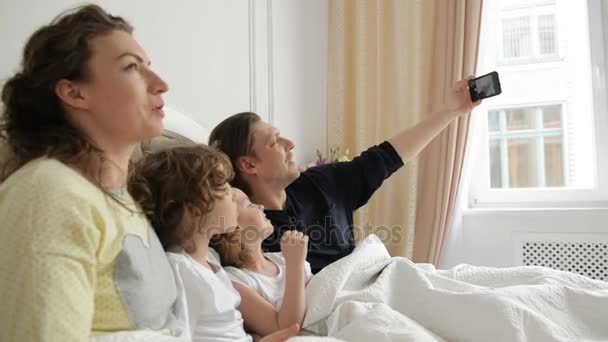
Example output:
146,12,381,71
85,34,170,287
271,0,328,164
446,209,608,268
0,0,327,164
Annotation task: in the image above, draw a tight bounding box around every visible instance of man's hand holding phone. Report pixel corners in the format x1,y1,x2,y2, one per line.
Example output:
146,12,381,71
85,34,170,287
445,72,502,118
468,71,502,102
446,76,481,117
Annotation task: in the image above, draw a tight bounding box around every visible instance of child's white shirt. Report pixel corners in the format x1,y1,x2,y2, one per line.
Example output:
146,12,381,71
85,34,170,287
167,248,252,342
225,252,314,310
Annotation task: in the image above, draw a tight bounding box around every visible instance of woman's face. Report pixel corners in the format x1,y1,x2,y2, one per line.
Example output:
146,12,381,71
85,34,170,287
69,29,168,148
234,188,274,244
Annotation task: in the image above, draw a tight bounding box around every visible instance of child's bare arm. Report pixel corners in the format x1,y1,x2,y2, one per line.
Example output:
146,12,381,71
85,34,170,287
278,231,308,330
235,283,283,336
236,231,308,336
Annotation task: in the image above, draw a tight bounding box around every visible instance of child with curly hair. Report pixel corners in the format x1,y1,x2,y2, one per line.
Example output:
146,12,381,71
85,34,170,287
129,144,299,342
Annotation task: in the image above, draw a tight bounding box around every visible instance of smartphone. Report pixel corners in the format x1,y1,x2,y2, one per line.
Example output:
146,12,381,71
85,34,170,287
468,71,502,102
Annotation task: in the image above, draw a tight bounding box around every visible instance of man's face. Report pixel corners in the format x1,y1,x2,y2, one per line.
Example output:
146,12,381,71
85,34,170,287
248,121,300,188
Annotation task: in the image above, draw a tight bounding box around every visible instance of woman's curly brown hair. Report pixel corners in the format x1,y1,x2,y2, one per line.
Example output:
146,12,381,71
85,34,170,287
0,4,133,181
128,144,234,253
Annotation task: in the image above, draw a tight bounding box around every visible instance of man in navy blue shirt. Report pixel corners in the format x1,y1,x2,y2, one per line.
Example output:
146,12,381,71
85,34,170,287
209,78,481,273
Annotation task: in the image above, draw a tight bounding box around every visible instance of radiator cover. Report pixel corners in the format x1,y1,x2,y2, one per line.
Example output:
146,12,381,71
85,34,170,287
514,233,608,281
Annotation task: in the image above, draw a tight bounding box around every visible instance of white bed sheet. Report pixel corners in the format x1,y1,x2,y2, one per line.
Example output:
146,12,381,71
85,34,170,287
303,234,608,342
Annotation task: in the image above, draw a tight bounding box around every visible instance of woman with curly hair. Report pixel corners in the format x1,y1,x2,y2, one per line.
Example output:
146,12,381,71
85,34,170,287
0,4,297,342
0,4,181,340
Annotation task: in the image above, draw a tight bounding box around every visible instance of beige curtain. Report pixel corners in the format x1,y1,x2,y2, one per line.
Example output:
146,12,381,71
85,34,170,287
413,1,483,265
327,0,483,260
327,0,435,257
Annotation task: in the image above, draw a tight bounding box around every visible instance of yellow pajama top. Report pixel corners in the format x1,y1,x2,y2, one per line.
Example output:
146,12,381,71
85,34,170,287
0,158,182,341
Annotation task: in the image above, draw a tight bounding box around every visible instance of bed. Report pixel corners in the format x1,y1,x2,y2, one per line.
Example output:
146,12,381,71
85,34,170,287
114,108,608,342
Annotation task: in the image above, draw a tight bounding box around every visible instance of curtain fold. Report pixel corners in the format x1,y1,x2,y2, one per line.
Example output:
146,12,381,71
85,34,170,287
413,0,484,265
327,0,436,256
328,0,483,260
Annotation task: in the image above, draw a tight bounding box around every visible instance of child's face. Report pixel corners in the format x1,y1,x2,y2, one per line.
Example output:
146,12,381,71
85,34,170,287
234,189,274,244
203,184,239,236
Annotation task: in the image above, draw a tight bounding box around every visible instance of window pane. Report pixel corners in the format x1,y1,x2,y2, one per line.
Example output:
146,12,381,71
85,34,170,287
544,135,564,186
503,16,532,58
488,111,501,132
538,14,557,55
506,107,537,130
508,138,539,187
490,139,504,188
542,104,562,128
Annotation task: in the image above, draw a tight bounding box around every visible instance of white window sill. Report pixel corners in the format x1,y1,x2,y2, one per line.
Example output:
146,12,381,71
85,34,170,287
463,206,608,217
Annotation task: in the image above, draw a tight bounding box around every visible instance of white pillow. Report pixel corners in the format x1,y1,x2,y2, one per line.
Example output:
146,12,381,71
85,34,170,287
162,106,210,144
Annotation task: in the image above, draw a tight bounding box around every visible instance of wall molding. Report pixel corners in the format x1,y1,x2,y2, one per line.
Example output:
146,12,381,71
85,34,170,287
248,0,274,124
267,0,275,125
248,0,256,112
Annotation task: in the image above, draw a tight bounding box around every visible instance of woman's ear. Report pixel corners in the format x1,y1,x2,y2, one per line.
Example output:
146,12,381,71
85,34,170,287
55,79,89,110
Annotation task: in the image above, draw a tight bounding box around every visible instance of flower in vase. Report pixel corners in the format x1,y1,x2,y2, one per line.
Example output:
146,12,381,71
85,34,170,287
298,146,352,171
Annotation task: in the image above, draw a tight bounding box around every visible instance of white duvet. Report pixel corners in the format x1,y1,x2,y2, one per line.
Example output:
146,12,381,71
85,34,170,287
302,235,608,342
89,332,339,342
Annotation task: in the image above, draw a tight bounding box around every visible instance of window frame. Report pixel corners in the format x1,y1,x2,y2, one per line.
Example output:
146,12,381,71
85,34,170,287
488,103,566,189
498,3,561,65
469,0,608,209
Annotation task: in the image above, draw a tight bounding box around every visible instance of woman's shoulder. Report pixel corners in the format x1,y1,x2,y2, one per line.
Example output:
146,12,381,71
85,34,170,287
12,157,79,177
2,158,99,197
0,158,107,210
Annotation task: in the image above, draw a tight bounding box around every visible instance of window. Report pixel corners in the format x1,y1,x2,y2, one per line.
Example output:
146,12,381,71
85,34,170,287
502,16,532,59
469,0,608,207
489,104,564,189
538,15,557,55
499,1,559,63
